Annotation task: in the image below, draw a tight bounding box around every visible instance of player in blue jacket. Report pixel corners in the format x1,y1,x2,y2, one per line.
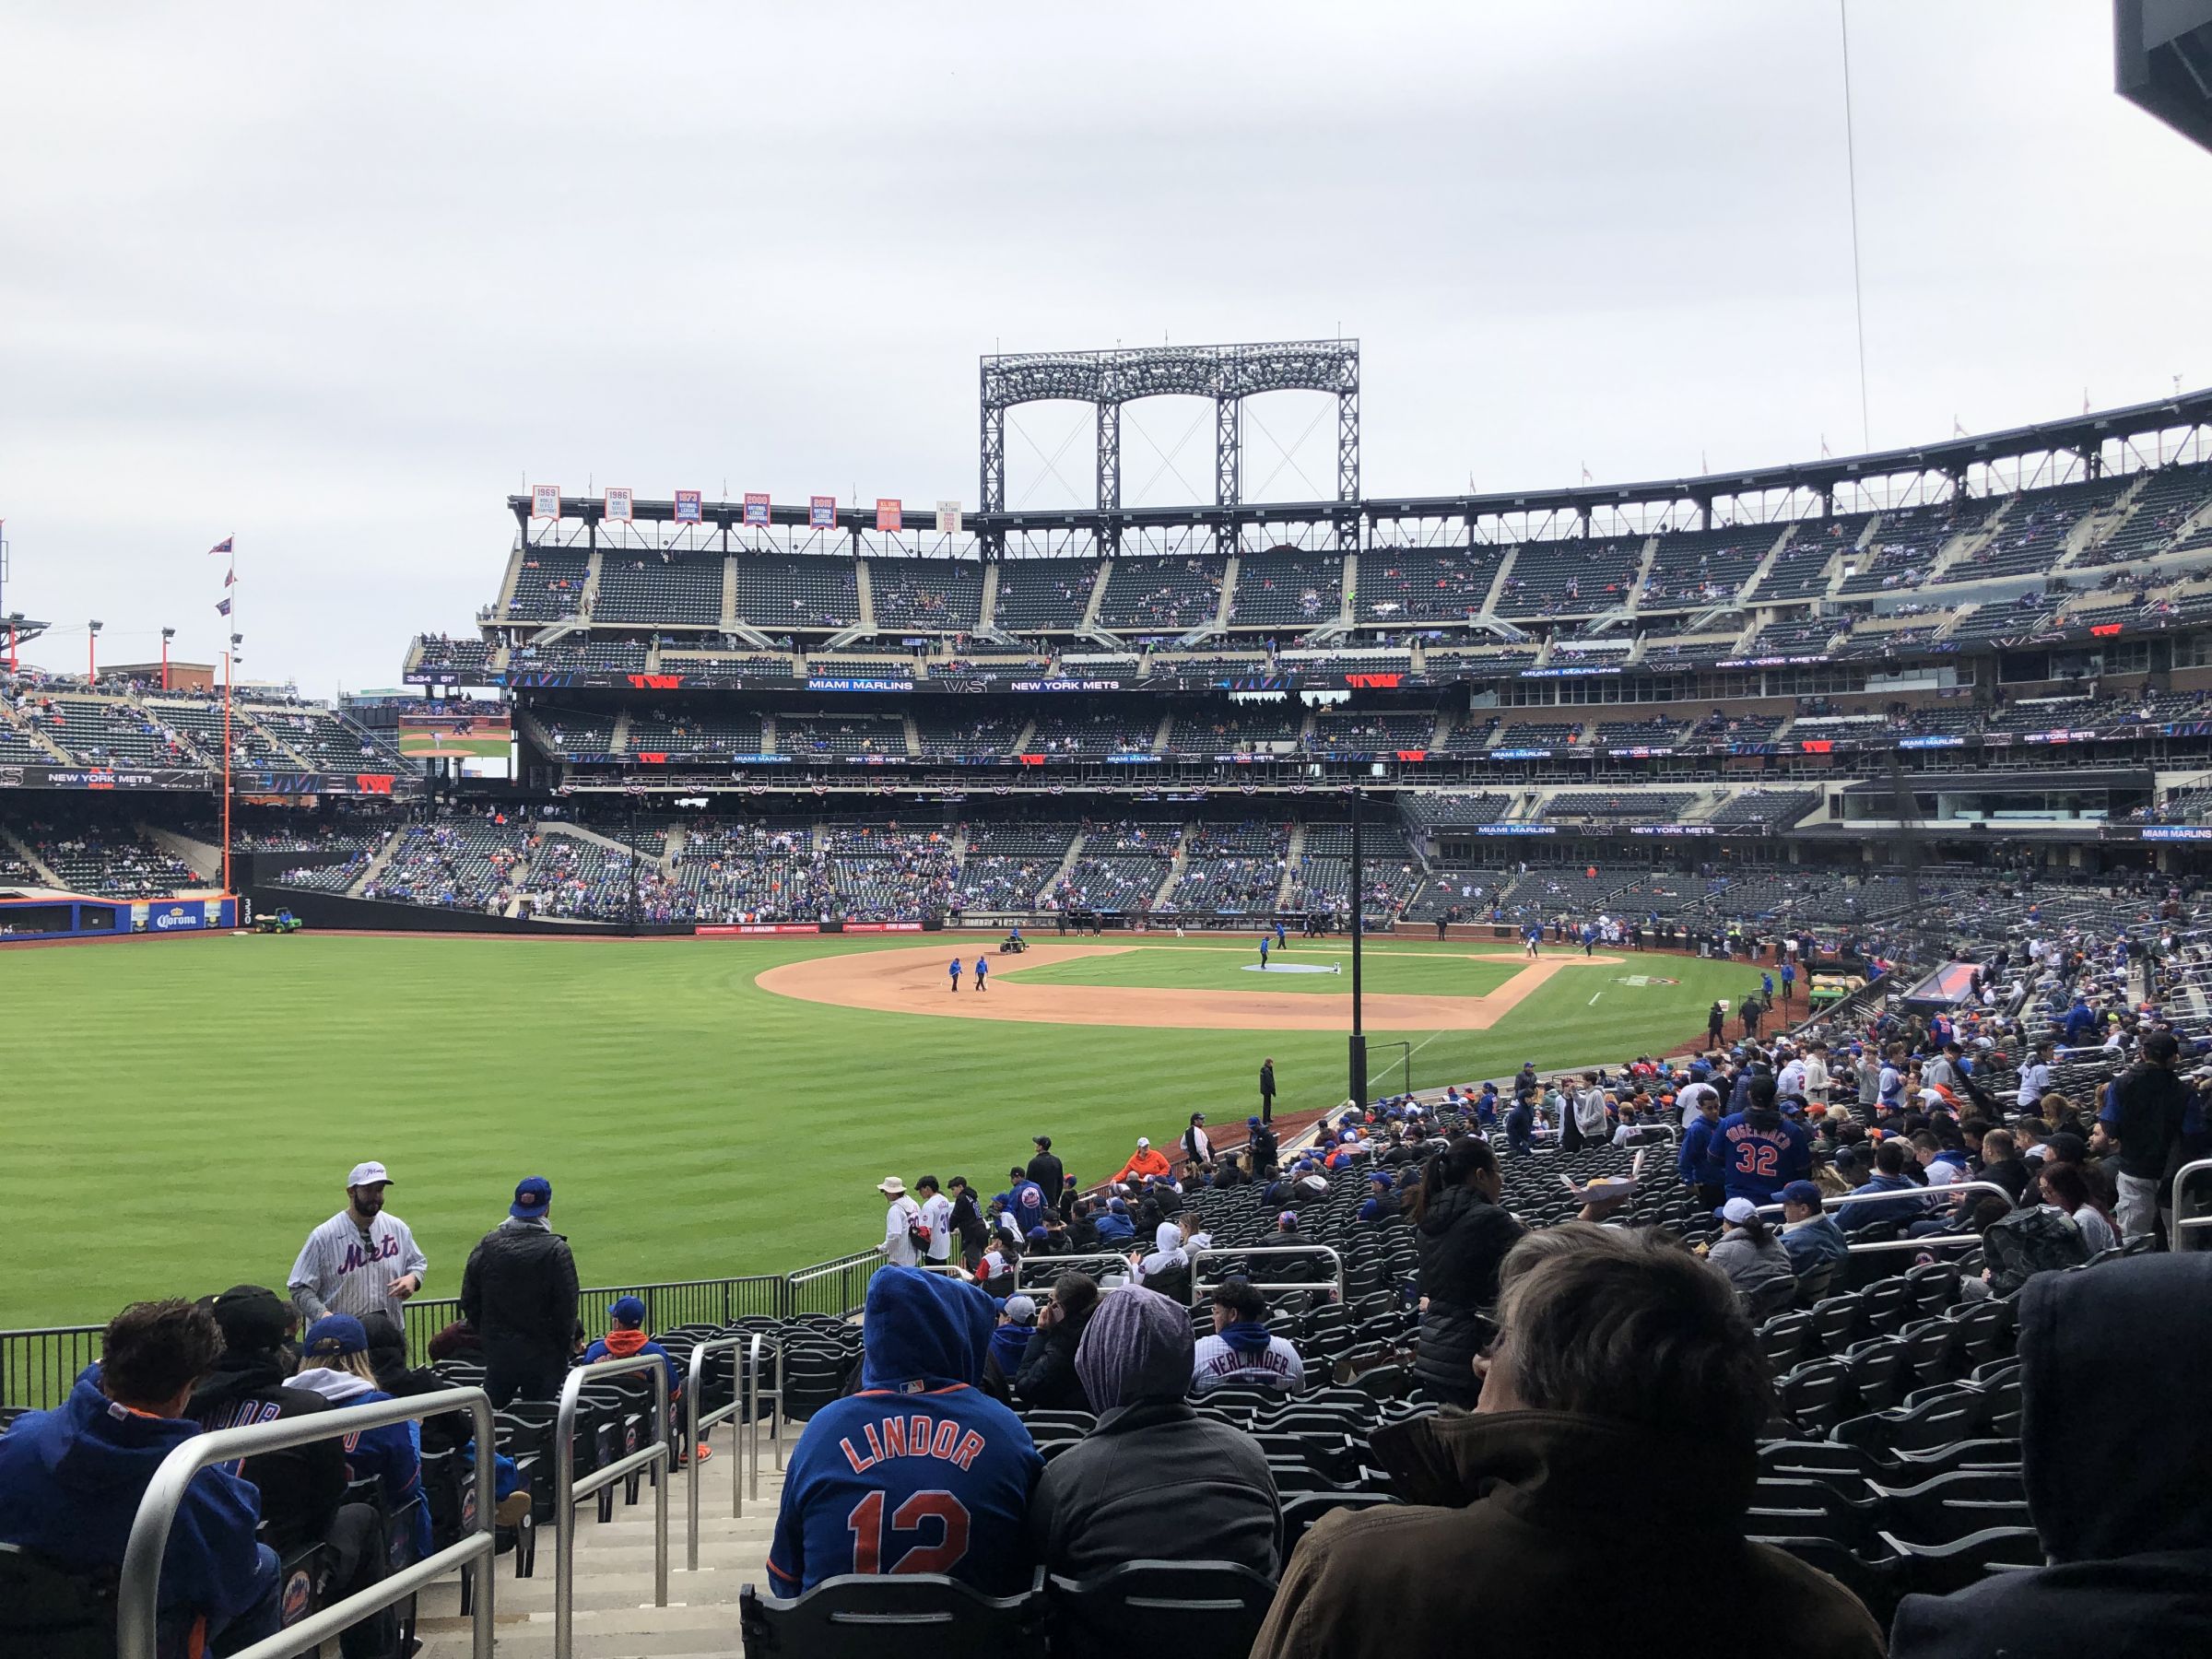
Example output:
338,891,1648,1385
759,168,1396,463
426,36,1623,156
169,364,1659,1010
1712,1076,1811,1207
1258,933,1271,970
769,1267,1041,1594
948,956,962,993
974,954,989,992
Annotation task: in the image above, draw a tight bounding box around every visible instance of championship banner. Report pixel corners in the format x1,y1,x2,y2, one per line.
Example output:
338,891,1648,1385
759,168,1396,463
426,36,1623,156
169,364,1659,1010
675,489,703,524
935,500,962,534
875,498,902,532
531,484,560,520
603,487,634,523
810,495,837,528
744,492,771,526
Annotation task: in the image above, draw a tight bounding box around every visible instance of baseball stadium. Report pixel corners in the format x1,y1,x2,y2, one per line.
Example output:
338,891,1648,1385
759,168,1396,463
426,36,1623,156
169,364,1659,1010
6,7,2212,1658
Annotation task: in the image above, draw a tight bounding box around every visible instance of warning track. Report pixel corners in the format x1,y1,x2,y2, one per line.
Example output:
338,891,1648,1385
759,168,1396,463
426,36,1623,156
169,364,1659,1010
755,941,1623,1032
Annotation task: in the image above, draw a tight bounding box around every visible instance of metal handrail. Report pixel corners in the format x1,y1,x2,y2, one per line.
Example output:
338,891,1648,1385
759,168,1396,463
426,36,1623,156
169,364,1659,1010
1188,1244,1347,1303
1014,1252,1142,1289
119,1386,495,1659
2173,1156,2212,1248
1753,1179,2019,1255
682,1335,746,1570
555,1355,670,1659
745,1332,786,1504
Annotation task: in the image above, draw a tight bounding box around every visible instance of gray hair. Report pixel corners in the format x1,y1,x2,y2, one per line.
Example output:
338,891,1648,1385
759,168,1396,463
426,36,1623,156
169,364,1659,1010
1491,1224,1771,1448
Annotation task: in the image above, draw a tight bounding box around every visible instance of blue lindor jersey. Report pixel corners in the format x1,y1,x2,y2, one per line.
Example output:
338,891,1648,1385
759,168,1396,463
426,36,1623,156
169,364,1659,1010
770,1269,1039,1594
1713,1112,1812,1204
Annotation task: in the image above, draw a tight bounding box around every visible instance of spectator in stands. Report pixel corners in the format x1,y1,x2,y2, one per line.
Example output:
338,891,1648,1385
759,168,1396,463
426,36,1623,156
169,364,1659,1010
2095,1029,2186,1241
876,1175,924,1267
1704,1197,1797,1316
1182,1111,1213,1169
288,1160,426,1324
1247,1114,1279,1175
1890,1253,2212,1657
1412,1136,1525,1407
1127,1221,1194,1303
0,1300,282,1657
581,1294,684,1392
1251,1225,1883,1659
1714,1075,1810,1206
1025,1135,1064,1196
1192,1279,1306,1395
2036,1161,2120,1254
946,1176,988,1270
982,1295,1039,1399
768,1267,1040,1594
1028,1285,1279,1581
912,1176,954,1269
1015,1271,1100,1410
1776,1182,1849,1279
287,1315,430,1562
1114,1135,1171,1184
1358,1169,1400,1222
1844,1140,1924,1232
1679,1088,1725,1206
459,1176,580,1408
1093,1195,1135,1246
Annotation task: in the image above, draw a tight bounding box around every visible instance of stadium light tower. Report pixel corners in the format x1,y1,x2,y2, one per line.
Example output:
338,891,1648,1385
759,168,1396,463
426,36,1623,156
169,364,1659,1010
1348,785,1367,1110
159,626,175,692
88,618,102,684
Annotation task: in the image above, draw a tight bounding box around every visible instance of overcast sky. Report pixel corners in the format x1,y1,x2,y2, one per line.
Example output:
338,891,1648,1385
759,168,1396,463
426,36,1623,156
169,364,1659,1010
3,2,2207,693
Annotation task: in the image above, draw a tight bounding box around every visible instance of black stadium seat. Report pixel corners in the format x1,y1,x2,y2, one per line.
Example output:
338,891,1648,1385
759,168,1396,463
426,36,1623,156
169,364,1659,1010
0,1542,118,1659
1047,1560,1277,1659
740,1571,1046,1658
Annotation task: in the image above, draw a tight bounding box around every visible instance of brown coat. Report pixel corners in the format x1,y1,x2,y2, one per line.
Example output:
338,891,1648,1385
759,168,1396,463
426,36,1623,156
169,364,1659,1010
1251,1409,1884,1659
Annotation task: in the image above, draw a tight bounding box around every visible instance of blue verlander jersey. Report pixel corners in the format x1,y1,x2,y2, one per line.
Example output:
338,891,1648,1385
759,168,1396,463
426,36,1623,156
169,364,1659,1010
769,1380,1040,1594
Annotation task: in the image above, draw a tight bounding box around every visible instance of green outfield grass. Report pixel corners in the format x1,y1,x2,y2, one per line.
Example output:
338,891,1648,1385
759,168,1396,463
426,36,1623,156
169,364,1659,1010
1009,943,1525,996
1,932,1758,1330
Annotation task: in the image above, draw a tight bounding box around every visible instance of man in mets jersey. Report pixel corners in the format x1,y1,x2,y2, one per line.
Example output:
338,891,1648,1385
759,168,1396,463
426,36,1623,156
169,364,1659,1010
769,1267,1040,1594
288,1161,427,1323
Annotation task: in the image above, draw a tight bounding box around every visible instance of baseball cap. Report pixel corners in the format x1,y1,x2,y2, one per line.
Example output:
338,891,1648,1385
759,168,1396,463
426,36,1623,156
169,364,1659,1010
1002,1295,1039,1324
1136,1136,1150,1149
877,1176,907,1196
347,1161,392,1188
1780,1181,1823,1208
1368,1171,1394,1189
510,1176,552,1220
207,1285,290,1352
609,1295,648,1326
1033,1135,1052,1149
1717,1197,1759,1225
1277,1210,1299,1228
302,1313,369,1359
1246,1116,1261,1127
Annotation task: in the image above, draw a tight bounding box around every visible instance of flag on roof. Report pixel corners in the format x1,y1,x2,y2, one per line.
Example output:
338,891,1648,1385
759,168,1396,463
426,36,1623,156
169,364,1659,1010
224,568,235,586
208,536,233,556
216,597,232,616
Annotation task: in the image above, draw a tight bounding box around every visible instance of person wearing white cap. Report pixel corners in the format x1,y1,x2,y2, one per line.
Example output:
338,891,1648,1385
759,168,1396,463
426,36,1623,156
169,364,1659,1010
287,1161,428,1324
1113,1135,1172,1186
877,1176,925,1268
1704,1196,1796,1317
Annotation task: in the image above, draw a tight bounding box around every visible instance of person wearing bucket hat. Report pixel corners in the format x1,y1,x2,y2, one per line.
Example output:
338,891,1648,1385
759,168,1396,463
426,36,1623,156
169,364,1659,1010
877,1175,925,1267
288,1159,428,1324
461,1176,581,1409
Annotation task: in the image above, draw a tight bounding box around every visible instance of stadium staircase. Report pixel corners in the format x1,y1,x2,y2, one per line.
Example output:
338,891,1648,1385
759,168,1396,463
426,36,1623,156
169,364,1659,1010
413,1452,788,1659
1048,829,1088,893
853,561,877,634
900,711,921,757
1336,550,1358,624
1009,713,1037,754
715,562,776,652
1427,707,1455,750
1076,557,1113,646
977,562,1001,630
1275,821,1306,910
609,712,632,757
1150,708,1174,756
1733,524,1796,604
347,827,410,897
0,826,65,889
1150,833,1188,909
494,547,528,618
1921,505,2004,585
0,705,72,762
142,825,221,885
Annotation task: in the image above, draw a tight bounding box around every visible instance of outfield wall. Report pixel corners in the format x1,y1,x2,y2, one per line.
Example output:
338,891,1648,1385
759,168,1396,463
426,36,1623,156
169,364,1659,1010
0,892,237,943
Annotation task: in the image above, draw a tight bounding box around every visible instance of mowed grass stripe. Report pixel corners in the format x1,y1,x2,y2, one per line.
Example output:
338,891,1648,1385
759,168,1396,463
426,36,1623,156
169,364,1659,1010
2,934,1749,1327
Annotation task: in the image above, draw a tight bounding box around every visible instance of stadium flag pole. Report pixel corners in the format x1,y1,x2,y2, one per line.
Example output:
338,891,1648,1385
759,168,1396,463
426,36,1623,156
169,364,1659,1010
1348,783,1367,1109
221,547,236,900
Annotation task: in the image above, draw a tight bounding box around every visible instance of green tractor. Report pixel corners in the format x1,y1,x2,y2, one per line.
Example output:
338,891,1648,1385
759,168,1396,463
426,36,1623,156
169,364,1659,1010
253,908,306,935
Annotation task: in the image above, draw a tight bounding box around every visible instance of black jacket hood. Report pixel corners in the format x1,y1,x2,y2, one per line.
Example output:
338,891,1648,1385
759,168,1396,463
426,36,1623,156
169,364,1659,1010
2020,1251,2212,1562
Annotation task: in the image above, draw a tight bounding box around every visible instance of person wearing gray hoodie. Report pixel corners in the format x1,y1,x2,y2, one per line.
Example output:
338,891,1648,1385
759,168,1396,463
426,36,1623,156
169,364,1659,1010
1026,1285,1278,1582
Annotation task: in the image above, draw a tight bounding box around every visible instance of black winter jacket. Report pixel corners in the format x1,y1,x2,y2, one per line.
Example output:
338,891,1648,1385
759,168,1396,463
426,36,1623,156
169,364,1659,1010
188,1355,347,1549
1013,1307,1095,1411
460,1220,580,1359
1025,1397,1278,1581
1413,1186,1524,1399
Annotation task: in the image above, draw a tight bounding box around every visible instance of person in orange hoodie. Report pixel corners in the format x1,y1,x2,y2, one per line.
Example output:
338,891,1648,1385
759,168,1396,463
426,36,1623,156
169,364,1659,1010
582,1297,712,1465
1114,1136,1172,1184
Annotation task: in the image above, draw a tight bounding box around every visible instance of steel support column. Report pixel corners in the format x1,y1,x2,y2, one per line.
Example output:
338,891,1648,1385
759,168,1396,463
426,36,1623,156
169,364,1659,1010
1215,394,1241,556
